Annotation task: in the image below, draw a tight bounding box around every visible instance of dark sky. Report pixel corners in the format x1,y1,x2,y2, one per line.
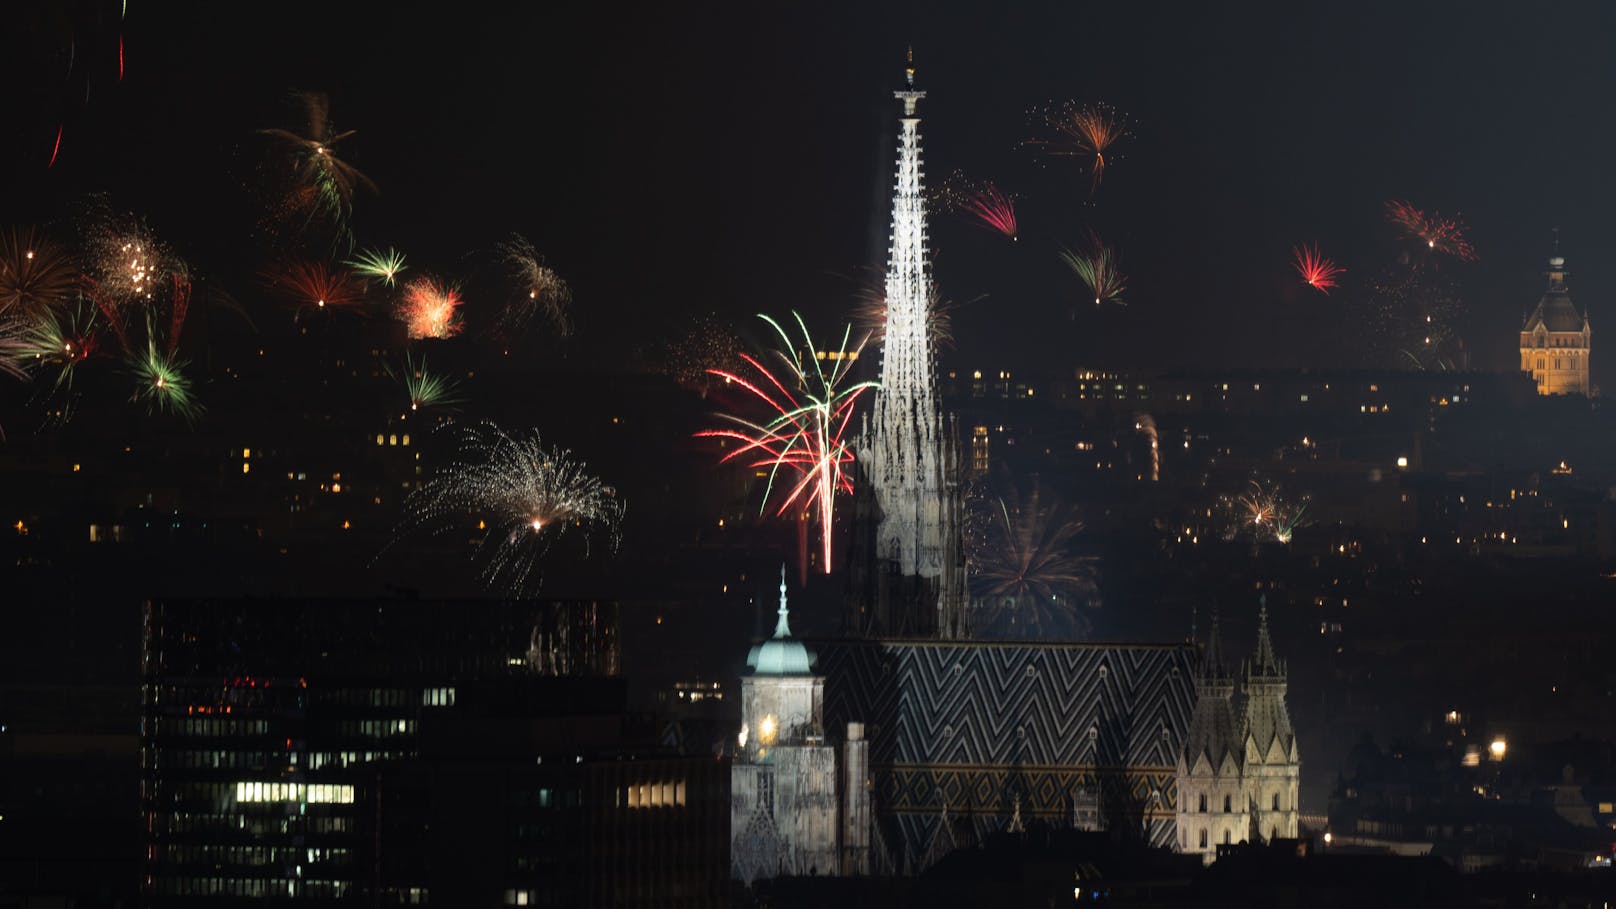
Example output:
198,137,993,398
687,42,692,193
9,1,1616,387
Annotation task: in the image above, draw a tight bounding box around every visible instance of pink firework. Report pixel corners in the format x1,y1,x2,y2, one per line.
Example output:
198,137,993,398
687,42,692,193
696,313,876,574
397,277,465,340
1385,200,1477,262
1292,243,1345,293
960,184,1018,240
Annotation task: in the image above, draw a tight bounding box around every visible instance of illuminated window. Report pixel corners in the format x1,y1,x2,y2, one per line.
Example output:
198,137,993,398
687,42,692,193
376,434,385,446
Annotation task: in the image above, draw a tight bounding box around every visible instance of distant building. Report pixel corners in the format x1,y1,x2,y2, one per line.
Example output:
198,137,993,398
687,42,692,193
1520,255,1592,396
1177,602,1301,862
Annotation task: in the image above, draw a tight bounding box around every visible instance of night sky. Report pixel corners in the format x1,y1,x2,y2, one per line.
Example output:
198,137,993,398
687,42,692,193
8,1,1616,387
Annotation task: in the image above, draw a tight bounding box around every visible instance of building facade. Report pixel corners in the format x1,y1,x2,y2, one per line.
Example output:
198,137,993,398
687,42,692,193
1520,255,1591,396
1176,604,1301,862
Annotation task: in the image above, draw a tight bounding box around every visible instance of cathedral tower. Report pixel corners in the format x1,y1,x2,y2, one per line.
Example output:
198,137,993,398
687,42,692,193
1240,603,1300,843
1520,254,1592,396
850,50,968,639
1176,615,1247,861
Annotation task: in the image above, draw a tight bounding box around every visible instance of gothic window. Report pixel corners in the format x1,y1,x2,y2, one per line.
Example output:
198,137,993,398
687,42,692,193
1272,792,1280,811
758,770,774,815
1198,829,1207,848
1223,794,1231,813
1223,830,1231,845
1198,793,1207,813
1537,357,1546,370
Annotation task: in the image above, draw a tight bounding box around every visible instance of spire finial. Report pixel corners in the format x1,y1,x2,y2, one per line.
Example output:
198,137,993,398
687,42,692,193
773,563,792,638
906,46,915,86
1553,226,1561,256
1203,605,1226,681
1251,595,1281,677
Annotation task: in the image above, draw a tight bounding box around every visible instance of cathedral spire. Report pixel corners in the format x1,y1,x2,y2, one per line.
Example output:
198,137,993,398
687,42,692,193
1249,596,1284,679
1202,608,1228,682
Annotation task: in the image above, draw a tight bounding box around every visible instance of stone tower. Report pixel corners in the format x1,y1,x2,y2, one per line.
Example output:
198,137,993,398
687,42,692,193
732,569,866,883
1240,602,1300,844
1176,614,1248,861
849,50,969,639
1175,601,1300,862
1520,254,1592,396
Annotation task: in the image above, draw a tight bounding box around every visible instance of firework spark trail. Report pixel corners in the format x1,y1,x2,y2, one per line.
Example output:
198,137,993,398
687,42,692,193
258,92,378,247
1293,242,1346,294
81,203,189,353
1135,413,1158,482
19,298,99,389
491,234,572,338
0,228,78,319
660,314,742,394
346,247,408,287
390,352,464,413
696,313,878,574
936,171,1018,240
1029,101,1131,194
126,328,201,423
396,277,465,340
269,260,364,316
1224,478,1310,544
1059,235,1127,307
399,422,624,595
0,318,28,382
1385,200,1478,262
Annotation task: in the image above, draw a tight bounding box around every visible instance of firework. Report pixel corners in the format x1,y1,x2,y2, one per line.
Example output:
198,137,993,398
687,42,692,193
346,247,408,287
936,172,1018,240
390,353,464,413
0,318,28,382
126,331,201,422
967,477,1097,639
1059,235,1127,307
658,313,742,395
1359,263,1465,371
1222,478,1309,544
1385,200,1477,262
491,234,572,338
853,279,961,348
399,422,624,595
17,298,99,389
396,277,465,340
696,313,878,574
80,202,190,353
268,260,364,315
1030,101,1131,194
1135,413,1158,482
258,92,378,247
1293,243,1345,294
0,228,78,319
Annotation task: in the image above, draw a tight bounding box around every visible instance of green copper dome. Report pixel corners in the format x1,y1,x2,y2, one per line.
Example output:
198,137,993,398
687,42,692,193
745,566,816,676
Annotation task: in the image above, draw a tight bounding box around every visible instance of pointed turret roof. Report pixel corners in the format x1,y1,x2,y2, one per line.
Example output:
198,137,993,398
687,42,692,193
1181,610,1240,771
1524,255,1588,333
1247,598,1284,679
1240,597,1297,763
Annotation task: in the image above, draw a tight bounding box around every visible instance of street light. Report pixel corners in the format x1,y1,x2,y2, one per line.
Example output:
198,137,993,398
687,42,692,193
1489,737,1507,761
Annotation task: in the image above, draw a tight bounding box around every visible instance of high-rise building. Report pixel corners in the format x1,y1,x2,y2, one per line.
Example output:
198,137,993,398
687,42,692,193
140,598,729,907
850,51,968,639
1520,255,1592,396
1176,602,1301,862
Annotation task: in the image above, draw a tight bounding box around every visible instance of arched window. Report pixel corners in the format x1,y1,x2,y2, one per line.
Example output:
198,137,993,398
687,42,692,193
1199,829,1208,848
1272,793,1281,811
1198,793,1207,813
1222,830,1231,845
1537,357,1546,370
1223,794,1231,813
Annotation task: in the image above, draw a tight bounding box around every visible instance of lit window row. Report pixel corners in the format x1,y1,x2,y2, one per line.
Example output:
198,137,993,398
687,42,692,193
234,781,355,804
621,780,686,809
422,687,456,707
375,433,412,446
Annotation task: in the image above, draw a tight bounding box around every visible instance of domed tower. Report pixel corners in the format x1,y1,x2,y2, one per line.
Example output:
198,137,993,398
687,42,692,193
1176,613,1247,861
731,568,841,883
1239,602,1300,843
1520,254,1592,396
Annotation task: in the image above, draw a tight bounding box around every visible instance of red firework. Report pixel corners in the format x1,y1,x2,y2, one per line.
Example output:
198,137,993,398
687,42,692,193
961,184,1018,240
269,260,364,315
397,277,465,340
1292,243,1345,294
1385,200,1477,262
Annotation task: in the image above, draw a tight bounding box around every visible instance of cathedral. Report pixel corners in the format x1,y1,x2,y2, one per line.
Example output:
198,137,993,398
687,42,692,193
1174,604,1301,862
1520,254,1592,396
732,57,1301,885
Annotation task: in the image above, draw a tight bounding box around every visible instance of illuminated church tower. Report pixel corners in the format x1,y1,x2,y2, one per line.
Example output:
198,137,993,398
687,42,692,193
850,51,968,638
1176,602,1299,862
1520,254,1592,396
